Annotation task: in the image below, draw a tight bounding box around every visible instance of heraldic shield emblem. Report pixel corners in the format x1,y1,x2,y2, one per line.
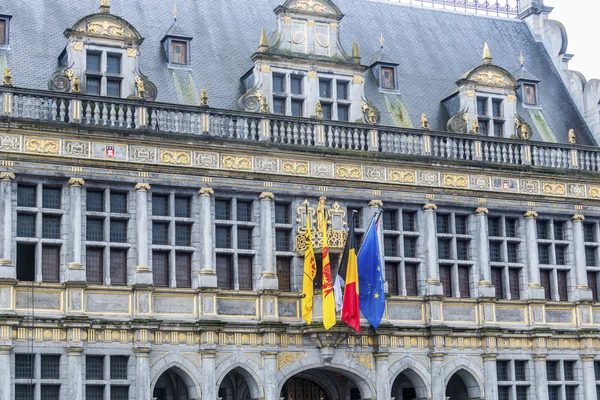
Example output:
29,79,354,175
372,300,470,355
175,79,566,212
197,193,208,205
105,146,115,158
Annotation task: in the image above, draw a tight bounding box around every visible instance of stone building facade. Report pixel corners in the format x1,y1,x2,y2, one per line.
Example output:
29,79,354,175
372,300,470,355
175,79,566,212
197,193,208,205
1,0,600,399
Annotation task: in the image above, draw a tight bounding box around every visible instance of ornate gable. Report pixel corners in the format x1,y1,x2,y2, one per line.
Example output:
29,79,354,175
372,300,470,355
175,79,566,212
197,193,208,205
279,0,343,19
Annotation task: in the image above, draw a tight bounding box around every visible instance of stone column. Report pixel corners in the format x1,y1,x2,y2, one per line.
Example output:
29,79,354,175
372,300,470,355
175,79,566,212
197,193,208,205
524,211,544,299
581,355,597,400
262,352,279,400
0,345,12,400
201,351,217,400
533,354,548,400
374,353,391,400
430,353,445,400
198,188,217,287
572,214,593,301
482,353,498,400
66,178,86,283
0,172,15,279
475,207,495,298
134,348,151,400
66,347,84,400
423,204,443,296
134,183,152,286
259,192,277,290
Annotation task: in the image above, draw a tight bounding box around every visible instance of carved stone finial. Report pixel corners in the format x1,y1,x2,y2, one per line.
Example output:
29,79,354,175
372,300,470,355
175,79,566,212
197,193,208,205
99,0,110,13
352,40,361,62
259,192,275,201
72,75,81,93
482,42,492,65
259,28,269,52
421,113,429,130
135,183,151,192
260,96,270,113
135,76,146,99
572,214,585,222
315,102,323,119
2,68,13,87
568,129,577,145
198,188,214,197
68,178,85,187
0,172,16,182
524,210,538,219
422,203,437,212
474,207,489,216
200,89,208,107
368,200,383,208
519,50,525,67
173,1,178,21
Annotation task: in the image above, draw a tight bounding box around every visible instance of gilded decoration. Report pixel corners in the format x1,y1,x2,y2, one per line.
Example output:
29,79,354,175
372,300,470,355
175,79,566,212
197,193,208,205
25,138,59,155
346,352,374,371
365,166,386,182
131,147,156,163
159,150,191,165
542,182,566,196
389,169,416,184
256,157,278,173
353,75,363,84
589,186,600,199
282,160,309,176
422,203,437,212
442,173,468,188
222,155,252,170
3,68,13,87
474,207,489,216
196,152,219,168
465,89,475,98
0,172,16,182
471,176,491,190
295,198,347,253
419,171,439,186
198,188,214,197
520,180,540,194
307,70,317,79
127,48,138,57
524,210,538,219
259,192,275,200
72,42,84,51
507,94,517,102
288,0,334,14
76,20,134,39
68,178,85,187
277,352,307,371
135,183,151,192
569,129,577,145
64,141,90,157
312,163,333,178
568,183,586,198
470,68,511,87
336,165,362,179
571,214,585,222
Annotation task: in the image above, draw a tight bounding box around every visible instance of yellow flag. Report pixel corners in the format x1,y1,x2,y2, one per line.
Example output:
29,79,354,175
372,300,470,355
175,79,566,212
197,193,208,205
302,213,317,324
321,227,336,329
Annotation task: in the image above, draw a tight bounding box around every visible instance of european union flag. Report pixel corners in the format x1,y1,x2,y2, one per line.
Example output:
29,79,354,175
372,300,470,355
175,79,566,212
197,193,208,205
357,213,385,329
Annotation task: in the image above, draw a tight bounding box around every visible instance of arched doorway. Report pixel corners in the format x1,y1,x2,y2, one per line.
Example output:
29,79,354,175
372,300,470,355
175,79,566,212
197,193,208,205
445,369,482,400
391,369,428,400
281,377,328,400
153,367,194,400
218,367,259,400
280,368,367,400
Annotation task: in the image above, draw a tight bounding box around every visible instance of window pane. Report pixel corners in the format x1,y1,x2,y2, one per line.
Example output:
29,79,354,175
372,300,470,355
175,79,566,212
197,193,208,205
17,243,36,281
175,224,191,247
436,214,450,234
18,185,37,207
337,105,349,122
564,361,575,380
537,220,549,239
477,98,487,116
438,239,451,260
507,243,519,263
15,385,34,400
538,244,550,264
86,78,100,96
17,213,36,237
384,236,397,257
319,79,331,97
489,242,502,262
588,271,598,302
277,258,291,292
584,223,596,242
385,262,398,295
456,240,469,261
41,385,60,400
524,84,536,105
497,386,509,400
171,40,187,64
43,188,61,209
152,222,169,245
276,230,290,252
381,67,395,89
479,120,488,136
238,256,253,290
505,219,518,237
273,98,285,115
455,215,468,235
216,227,231,248
509,268,521,300
546,360,559,381
175,252,192,288
110,386,129,400
291,100,303,117
237,201,252,222
273,74,285,93
107,80,120,97
152,251,169,287
86,247,104,284
86,53,101,72
493,122,504,137
216,255,231,289
336,81,348,100
496,360,509,381
15,354,34,379
215,200,230,220
42,215,61,239
0,20,5,45
492,100,503,117
87,190,104,212
565,386,576,400
555,245,567,265
554,222,565,240
110,220,128,243
557,270,568,301
238,228,252,250
515,360,527,381
321,103,332,120
86,356,104,380
540,269,552,300
547,386,559,400
403,212,415,232
152,195,169,216
110,356,128,380
440,265,452,297
488,217,500,237
291,75,302,95
42,245,60,283
86,386,104,400
110,249,127,285
491,268,504,299
458,266,470,298
110,193,127,214
403,238,416,258
383,211,396,231
405,263,418,296
585,246,597,266
275,204,290,224
175,197,191,218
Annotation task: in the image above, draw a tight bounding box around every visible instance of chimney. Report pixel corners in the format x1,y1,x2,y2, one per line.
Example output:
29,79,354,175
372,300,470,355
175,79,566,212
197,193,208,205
518,0,553,41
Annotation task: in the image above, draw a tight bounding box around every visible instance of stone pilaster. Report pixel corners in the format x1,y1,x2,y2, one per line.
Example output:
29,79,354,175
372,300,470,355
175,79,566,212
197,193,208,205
374,353,390,400
258,192,277,290
474,207,495,298
134,348,152,400
0,172,15,279
533,354,548,400
429,352,445,400
571,214,593,301
66,347,84,400
66,178,86,283
201,351,217,400
0,345,12,400
423,204,443,296
134,183,152,286
482,353,498,400
198,188,217,287
262,352,279,400
581,354,597,400
524,211,545,299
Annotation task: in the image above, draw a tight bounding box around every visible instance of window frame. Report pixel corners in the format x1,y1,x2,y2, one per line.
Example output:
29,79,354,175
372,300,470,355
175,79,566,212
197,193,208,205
0,15,12,47
584,221,600,302
275,201,295,292
488,215,524,300
270,69,306,117
537,217,572,301
84,47,125,98
164,37,192,67
521,83,539,106
14,353,63,399
546,359,580,400
318,73,352,121
476,94,506,137
85,354,131,400
496,359,531,400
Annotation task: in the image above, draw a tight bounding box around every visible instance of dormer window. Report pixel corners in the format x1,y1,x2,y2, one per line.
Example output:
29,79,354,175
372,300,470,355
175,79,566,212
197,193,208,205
381,67,395,90
85,50,123,97
318,76,350,121
0,15,11,46
523,84,537,105
170,40,188,65
271,70,306,117
477,96,505,137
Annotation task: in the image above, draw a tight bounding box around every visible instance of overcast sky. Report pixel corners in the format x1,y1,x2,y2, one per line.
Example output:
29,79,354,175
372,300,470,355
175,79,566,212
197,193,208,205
545,0,599,80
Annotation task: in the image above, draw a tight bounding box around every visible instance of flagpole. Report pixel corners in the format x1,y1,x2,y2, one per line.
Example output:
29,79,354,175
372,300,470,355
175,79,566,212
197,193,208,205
357,208,383,257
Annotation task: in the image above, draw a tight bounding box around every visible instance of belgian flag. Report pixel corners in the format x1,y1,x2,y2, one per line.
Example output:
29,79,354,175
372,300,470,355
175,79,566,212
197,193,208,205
340,214,360,332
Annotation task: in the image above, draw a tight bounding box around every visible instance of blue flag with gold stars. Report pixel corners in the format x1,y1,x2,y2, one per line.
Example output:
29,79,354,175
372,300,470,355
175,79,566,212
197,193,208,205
357,213,385,329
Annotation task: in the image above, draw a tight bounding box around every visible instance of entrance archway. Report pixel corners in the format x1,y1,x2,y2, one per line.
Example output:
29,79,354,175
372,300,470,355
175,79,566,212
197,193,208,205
445,369,482,400
279,367,369,400
391,369,428,399
218,366,260,400
153,367,195,400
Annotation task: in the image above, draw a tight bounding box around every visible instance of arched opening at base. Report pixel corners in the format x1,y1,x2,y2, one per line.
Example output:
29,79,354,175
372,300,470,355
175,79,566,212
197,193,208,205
218,367,256,400
391,369,428,400
153,367,192,400
280,368,366,400
445,369,482,400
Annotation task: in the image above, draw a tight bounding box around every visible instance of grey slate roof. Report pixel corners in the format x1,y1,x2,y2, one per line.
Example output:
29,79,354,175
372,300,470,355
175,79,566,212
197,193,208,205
0,0,593,145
